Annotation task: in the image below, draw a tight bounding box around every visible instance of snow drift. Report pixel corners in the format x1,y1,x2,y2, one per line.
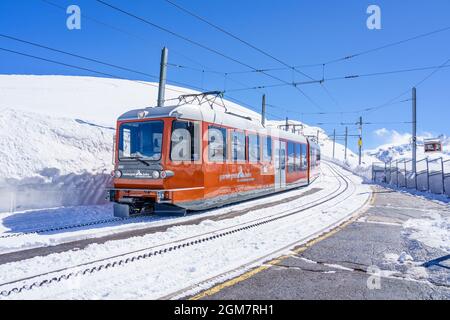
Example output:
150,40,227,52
0,108,114,212
1,74,446,212
0,75,260,212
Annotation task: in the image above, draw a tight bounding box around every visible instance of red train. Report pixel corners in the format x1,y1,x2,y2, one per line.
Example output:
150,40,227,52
108,94,320,217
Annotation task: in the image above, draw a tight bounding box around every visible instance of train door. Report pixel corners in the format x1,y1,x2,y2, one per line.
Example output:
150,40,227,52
274,140,287,190
279,141,286,188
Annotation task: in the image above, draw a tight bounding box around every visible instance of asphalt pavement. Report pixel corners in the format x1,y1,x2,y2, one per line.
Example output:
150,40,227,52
197,186,450,300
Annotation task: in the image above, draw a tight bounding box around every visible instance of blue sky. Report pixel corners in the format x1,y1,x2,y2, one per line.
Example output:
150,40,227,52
0,0,449,152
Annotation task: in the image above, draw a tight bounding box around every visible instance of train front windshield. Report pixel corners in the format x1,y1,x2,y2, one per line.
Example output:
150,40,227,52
118,121,164,161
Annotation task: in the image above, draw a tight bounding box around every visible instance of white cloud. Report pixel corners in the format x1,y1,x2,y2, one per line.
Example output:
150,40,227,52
373,128,411,147
374,128,389,137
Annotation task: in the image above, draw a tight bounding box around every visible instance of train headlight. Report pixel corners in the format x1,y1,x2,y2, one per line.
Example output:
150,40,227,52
152,170,160,179
113,170,122,178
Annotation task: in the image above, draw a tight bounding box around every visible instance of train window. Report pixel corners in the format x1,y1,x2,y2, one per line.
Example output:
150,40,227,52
301,145,308,169
231,130,246,162
280,147,286,170
248,134,260,162
287,142,295,173
208,126,227,162
295,144,301,171
170,121,200,161
118,120,164,161
262,136,272,162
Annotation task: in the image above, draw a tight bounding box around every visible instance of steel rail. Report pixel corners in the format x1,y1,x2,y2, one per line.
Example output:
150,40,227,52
163,164,363,300
0,162,352,298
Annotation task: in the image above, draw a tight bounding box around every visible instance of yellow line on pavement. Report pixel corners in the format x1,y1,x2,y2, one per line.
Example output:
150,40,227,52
190,187,376,300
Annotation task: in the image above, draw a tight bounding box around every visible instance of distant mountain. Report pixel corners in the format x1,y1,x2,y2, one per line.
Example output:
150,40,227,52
365,134,450,163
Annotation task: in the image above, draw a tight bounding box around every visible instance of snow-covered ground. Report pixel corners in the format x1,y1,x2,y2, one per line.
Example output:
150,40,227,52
0,173,337,254
404,211,450,253
6,74,443,213
0,162,371,299
0,75,197,126
365,130,450,163
0,75,248,212
0,75,269,212
0,74,448,299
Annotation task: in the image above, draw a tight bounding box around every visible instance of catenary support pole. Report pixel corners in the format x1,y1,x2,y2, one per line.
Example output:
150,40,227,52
261,94,266,127
358,116,363,166
157,47,168,107
412,87,417,178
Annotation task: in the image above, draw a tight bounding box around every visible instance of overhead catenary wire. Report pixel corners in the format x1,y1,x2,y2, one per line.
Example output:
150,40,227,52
24,1,281,121
324,25,450,66
167,62,266,95
163,0,344,108
0,46,194,95
365,56,450,115
95,0,325,111
163,0,315,81
163,0,450,114
223,63,450,93
0,33,203,92
0,44,269,121
214,24,450,74
266,98,411,116
40,0,450,124
39,0,262,94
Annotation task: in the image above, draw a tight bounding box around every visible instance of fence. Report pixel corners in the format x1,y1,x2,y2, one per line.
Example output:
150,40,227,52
372,157,450,197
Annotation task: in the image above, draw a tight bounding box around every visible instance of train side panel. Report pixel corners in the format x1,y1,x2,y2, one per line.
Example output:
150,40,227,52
109,106,320,216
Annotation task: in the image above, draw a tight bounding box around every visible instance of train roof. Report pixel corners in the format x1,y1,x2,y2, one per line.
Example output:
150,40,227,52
118,102,309,144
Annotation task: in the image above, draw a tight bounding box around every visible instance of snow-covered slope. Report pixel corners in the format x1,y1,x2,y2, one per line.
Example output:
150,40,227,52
6,74,444,211
365,134,450,163
0,108,114,181
0,107,114,212
0,75,190,126
266,120,379,169
0,75,264,180
0,75,262,212
0,75,260,126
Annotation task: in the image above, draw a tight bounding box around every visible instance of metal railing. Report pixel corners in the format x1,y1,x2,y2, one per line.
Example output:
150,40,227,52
372,157,449,197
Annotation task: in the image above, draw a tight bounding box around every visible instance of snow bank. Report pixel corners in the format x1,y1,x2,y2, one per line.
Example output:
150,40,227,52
266,120,378,180
0,108,114,180
2,74,445,212
0,75,259,126
0,75,261,212
365,133,450,163
0,108,114,212
404,212,450,253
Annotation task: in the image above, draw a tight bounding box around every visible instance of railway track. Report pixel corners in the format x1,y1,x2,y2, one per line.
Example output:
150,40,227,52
0,179,322,241
0,215,149,239
0,162,366,299
0,177,325,261
164,163,363,299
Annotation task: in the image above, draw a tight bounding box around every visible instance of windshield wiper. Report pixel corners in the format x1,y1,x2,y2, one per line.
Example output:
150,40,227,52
128,156,150,166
